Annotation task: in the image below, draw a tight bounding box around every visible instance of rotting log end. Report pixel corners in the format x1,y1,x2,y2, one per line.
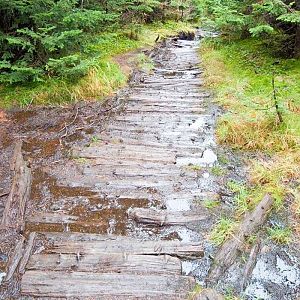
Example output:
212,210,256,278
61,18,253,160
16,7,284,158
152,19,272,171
207,194,273,284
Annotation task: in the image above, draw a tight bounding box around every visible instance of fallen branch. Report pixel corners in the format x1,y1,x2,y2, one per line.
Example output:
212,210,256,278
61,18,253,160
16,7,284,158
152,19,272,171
207,194,273,283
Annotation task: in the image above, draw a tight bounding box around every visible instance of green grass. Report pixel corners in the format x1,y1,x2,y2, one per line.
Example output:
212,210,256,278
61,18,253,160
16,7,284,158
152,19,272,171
0,21,194,108
188,164,202,171
218,154,230,165
203,199,220,209
201,37,300,238
267,226,292,244
210,217,237,246
135,53,154,73
210,165,225,176
201,38,300,153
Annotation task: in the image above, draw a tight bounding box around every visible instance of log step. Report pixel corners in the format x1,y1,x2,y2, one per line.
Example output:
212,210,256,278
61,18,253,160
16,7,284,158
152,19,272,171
26,253,182,275
21,271,196,299
128,208,209,226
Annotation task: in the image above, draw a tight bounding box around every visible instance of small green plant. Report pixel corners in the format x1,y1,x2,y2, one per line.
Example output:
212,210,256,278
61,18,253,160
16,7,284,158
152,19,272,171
136,53,154,73
246,234,258,245
227,180,245,193
267,226,292,244
227,180,251,214
189,164,202,171
91,136,101,143
74,157,88,164
210,217,237,246
203,199,220,209
188,284,203,300
211,165,225,176
218,154,229,165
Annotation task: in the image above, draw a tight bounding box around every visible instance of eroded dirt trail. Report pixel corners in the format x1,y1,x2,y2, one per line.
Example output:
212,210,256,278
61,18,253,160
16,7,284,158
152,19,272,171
1,35,221,299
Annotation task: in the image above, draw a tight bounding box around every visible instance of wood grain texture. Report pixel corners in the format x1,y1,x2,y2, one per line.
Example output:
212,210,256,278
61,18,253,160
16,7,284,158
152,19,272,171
21,271,196,299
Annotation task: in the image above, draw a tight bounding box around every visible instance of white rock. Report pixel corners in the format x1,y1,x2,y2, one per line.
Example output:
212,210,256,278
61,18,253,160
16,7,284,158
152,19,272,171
202,172,210,179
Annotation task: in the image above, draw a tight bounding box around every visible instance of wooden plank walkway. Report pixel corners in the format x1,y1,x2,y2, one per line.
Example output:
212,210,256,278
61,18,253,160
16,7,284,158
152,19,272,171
4,36,216,299
20,232,201,299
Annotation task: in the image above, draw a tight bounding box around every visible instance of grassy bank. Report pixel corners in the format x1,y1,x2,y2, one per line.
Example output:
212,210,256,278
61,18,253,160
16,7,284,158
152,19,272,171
200,38,300,242
0,21,193,109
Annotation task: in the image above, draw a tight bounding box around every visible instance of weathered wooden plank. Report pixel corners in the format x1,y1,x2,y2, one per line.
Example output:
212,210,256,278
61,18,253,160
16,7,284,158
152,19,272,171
82,165,197,179
48,241,203,259
26,253,182,275
1,141,32,230
128,208,209,226
19,232,36,274
41,233,204,259
21,271,196,299
5,236,25,281
126,107,205,113
77,149,176,163
26,212,79,224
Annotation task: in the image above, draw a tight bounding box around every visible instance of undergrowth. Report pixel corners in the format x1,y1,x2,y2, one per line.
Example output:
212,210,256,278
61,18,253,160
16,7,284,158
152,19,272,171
0,21,194,108
201,38,300,243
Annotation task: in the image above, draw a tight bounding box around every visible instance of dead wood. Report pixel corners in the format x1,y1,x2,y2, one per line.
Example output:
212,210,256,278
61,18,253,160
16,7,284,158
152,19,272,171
19,232,37,274
5,236,25,281
128,208,209,226
1,141,32,231
207,194,273,283
21,271,196,299
26,253,182,275
42,232,204,259
240,241,261,290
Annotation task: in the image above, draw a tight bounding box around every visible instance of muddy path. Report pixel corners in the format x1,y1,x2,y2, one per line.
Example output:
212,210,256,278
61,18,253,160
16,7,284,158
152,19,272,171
0,33,300,299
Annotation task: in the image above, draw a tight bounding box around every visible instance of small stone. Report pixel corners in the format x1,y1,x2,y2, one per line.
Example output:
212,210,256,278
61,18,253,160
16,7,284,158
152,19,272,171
202,172,210,179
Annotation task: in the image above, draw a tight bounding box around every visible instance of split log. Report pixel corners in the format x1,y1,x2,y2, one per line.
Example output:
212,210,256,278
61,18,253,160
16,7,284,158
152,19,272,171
128,208,209,226
5,236,25,281
240,241,261,290
1,141,32,230
208,194,273,283
19,232,37,274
